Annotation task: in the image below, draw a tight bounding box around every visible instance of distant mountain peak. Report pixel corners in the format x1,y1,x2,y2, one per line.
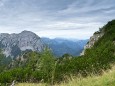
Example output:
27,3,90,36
0,30,44,58
20,30,35,34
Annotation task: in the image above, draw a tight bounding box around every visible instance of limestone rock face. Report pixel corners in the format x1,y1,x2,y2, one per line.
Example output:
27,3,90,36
81,32,104,56
0,30,44,57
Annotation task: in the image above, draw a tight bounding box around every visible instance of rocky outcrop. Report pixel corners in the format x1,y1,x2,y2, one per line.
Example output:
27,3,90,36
0,30,44,58
81,31,104,56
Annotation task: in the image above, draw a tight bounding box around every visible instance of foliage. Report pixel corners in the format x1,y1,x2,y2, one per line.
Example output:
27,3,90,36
0,20,115,84
16,66,115,86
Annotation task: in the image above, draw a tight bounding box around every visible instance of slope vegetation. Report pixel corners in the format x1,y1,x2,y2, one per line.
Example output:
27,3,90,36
17,66,115,86
0,20,115,85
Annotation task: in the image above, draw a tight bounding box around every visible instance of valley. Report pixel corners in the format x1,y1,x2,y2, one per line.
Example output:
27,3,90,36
0,0,115,85
0,20,115,86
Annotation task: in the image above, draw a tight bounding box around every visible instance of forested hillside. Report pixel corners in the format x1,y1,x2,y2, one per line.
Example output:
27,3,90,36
0,20,115,85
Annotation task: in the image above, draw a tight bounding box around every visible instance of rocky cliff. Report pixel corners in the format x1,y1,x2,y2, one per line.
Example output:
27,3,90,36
0,30,44,57
81,31,104,55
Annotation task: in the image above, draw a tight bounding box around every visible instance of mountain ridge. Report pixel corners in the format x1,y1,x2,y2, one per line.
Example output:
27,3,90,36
0,30,43,58
42,37,88,56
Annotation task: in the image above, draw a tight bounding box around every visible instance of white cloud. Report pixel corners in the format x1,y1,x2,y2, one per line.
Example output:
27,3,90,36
36,28,98,40
0,0,8,7
0,0,115,39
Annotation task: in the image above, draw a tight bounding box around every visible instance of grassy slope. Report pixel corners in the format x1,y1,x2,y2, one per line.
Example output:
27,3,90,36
16,20,115,86
17,66,115,86
57,67,115,86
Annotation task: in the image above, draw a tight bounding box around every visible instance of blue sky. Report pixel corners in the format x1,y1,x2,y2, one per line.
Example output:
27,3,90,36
0,0,115,39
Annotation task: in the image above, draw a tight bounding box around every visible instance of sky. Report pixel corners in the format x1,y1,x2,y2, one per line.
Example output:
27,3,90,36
0,0,115,39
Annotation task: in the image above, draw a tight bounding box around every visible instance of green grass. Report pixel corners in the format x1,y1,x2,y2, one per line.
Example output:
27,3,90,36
16,83,47,86
16,66,115,86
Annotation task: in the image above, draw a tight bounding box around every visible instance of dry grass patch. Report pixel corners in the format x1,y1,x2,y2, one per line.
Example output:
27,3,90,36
16,66,115,86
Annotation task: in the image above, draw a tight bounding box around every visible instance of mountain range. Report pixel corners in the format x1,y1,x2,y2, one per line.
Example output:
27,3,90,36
0,30,88,58
42,37,88,56
0,20,115,84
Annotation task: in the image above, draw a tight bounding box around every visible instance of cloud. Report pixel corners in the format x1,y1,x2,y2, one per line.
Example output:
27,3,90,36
0,0,115,39
0,0,7,7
